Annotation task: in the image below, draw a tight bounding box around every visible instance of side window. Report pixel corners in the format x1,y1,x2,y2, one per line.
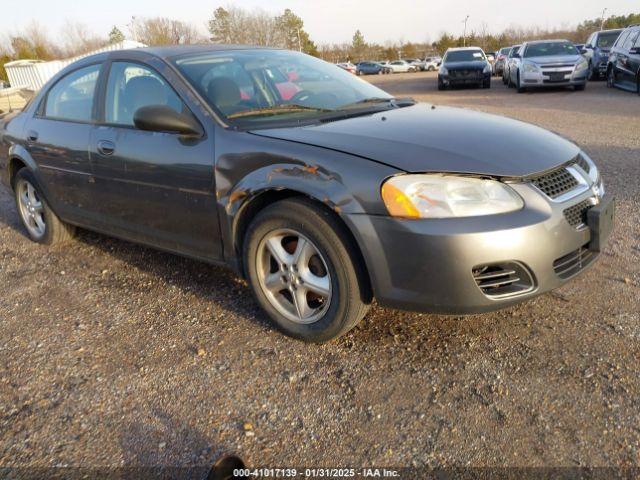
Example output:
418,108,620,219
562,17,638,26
44,64,100,122
622,31,639,50
105,62,184,127
635,32,640,48
615,30,630,48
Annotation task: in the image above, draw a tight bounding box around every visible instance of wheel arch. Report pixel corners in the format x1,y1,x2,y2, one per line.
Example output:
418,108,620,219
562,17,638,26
8,156,28,188
231,188,373,303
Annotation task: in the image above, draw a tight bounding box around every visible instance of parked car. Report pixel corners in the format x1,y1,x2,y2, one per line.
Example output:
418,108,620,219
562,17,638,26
494,47,512,76
606,24,640,94
509,40,588,93
438,47,492,89
583,28,623,80
0,46,613,342
336,62,356,74
404,58,426,71
356,61,390,75
503,45,522,85
386,60,417,73
424,56,442,71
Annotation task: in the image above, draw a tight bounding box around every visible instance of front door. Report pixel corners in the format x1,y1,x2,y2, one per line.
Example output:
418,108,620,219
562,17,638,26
88,60,221,260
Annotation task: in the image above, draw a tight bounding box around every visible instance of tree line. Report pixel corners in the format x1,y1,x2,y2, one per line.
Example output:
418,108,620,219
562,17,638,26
1,8,639,82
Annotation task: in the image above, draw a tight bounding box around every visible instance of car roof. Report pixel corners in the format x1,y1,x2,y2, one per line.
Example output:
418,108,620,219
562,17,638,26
75,44,283,66
522,39,571,45
596,28,624,34
446,47,484,52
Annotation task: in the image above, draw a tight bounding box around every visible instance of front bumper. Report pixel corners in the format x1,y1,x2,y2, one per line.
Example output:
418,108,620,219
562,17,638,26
346,183,607,314
439,71,491,86
521,68,588,88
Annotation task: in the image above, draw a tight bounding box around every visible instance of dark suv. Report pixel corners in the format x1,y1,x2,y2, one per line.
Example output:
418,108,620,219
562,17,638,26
606,24,640,94
583,29,623,80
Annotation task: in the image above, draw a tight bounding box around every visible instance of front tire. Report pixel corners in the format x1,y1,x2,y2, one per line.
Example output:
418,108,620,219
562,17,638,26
574,84,586,91
606,67,615,88
516,73,525,93
13,168,75,245
244,198,370,343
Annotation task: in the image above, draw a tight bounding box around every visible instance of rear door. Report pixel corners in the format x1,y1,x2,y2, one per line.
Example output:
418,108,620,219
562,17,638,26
88,58,221,260
25,63,102,222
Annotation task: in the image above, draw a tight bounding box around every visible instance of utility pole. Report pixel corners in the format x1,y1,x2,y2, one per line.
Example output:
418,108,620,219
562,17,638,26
463,15,470,47
600,8,608,30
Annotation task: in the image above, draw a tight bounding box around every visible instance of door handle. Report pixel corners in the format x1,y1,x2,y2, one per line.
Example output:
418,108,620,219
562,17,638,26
97,140,115,156
27,130,39,142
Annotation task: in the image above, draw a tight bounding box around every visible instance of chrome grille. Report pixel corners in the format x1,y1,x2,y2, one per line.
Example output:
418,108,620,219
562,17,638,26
473,262,535,298
531,167,580,199
553,243,595,279
563,199,593,228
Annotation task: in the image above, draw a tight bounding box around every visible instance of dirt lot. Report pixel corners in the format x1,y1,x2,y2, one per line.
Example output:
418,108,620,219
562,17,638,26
0,72,639,474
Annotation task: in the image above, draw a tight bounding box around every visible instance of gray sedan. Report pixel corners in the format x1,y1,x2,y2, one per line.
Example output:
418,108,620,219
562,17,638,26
510,40,589,92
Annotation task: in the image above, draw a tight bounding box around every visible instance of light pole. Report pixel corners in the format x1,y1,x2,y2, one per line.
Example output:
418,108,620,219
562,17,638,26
463,15,470,47
600,8,608,30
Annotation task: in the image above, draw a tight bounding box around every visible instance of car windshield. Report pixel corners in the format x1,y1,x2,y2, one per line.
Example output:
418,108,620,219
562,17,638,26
500,47,511,54
173,49,395,128
597,31,621,48
524,42,578,57
444,50,485,62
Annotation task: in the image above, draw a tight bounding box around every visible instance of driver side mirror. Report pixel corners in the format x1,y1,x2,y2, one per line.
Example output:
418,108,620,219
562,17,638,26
580,48,588,54
133,105,204,137
585,44,593,49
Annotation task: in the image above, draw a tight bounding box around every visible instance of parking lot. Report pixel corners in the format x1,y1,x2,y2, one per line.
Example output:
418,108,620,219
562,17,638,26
0,71,639,471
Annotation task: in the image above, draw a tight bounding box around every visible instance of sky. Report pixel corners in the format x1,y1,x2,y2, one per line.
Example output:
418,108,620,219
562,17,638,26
2,0,637,46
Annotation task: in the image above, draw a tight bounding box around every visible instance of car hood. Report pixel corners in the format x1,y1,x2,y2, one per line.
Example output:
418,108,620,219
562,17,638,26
444,61,487,70
249,104,579,178
526,55,581,65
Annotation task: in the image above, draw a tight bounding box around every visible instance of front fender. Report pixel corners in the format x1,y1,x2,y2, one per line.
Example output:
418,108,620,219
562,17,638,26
214,130,400,266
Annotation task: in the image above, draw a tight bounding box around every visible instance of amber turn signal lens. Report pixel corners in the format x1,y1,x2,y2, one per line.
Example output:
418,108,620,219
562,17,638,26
381,182,420,219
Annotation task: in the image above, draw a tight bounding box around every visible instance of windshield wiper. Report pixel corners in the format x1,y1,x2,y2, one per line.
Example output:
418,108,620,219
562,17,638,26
227,104,333,119
338,97,416,110
338,97,396,109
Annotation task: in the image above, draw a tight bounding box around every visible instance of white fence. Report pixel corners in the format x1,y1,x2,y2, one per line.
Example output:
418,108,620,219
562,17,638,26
5,40,146,91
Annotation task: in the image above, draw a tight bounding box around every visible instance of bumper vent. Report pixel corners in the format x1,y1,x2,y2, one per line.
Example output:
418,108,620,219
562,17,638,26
563,199,593,228
472,262,535,298
553,243,595,279
531,167,580,199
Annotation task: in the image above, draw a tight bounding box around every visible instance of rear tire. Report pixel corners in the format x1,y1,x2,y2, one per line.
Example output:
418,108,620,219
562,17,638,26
244,198,371,343
13,168,75,245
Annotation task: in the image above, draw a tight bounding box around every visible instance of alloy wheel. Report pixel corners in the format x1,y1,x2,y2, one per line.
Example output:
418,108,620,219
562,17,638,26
256,229,332,324
16,179,46,239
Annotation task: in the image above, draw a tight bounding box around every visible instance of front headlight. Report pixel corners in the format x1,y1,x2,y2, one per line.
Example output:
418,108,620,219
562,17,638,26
575,59,588,71
381,175,524,219
523,62,539,73
439,66,448,75
483,64,492,73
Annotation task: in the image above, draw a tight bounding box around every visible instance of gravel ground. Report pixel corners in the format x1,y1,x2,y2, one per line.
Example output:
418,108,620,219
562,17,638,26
0,72,639,475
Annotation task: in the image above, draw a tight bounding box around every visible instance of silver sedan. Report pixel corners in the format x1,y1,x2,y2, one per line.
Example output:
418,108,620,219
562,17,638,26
509,40,589,92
